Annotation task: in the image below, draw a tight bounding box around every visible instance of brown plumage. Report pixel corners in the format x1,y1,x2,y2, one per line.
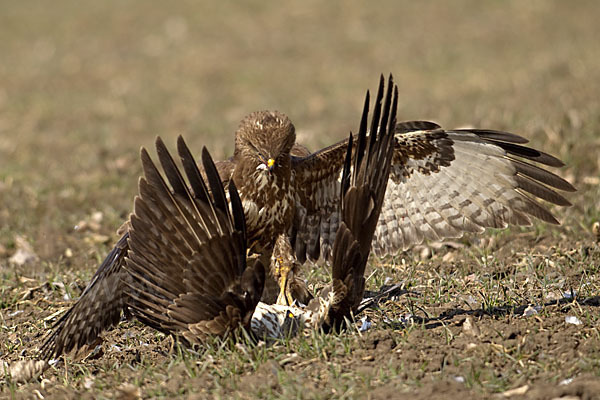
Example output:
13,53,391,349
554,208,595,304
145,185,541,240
40,233,129,358
198,111,312,304
305,78,398,330
270,234,312,306
40,77,397,353
40,74,574,359
290,117,576,263
123,141,265,344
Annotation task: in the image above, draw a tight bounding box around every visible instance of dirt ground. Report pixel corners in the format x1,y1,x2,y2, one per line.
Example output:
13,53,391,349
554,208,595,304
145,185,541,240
1,1,600,399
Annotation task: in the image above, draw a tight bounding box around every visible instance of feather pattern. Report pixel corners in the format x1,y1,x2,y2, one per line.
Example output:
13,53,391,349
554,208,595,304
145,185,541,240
318,75,398,328
123,138,265,344
292,112,575,262
39,74,575,359
263,75,399,332
39,233,130,359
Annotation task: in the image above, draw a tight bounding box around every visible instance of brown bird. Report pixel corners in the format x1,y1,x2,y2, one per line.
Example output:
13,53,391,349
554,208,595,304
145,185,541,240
40,78,397,351
123,142,265,344
258,82,398,336
40,74,575,359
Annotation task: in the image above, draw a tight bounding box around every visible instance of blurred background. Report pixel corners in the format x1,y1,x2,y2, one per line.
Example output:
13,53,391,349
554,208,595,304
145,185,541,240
0,0,599,265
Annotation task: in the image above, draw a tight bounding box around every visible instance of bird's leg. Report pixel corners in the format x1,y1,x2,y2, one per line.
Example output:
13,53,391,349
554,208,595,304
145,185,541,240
254,249,280,304
275,258,295,306
272,234,297,306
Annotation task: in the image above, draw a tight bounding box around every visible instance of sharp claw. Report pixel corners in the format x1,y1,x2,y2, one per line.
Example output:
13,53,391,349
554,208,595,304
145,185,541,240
276,291,288,306
276,273,290,306
286,290,295,307
276,283,290,306
273,237,296,306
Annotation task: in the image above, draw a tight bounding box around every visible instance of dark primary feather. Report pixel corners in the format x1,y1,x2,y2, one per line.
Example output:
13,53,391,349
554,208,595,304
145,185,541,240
311,75,398,329
39,233,130,360
455,129,529,144
202,147,234,233
291,92,575,262
40,74,575,358
123,137,264,344
41,136,266,359
372,126,575,255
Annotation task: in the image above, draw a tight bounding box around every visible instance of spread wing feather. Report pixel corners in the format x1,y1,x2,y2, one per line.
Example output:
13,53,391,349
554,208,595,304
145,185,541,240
372,127,575,256
39,233,130,359
124,137,264,344
292,98,575,263
42,136,265,358
309,75,397,329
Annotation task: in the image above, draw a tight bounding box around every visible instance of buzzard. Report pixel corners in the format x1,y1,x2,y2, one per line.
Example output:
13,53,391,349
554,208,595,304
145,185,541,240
39,75,574,358
40,78,396,354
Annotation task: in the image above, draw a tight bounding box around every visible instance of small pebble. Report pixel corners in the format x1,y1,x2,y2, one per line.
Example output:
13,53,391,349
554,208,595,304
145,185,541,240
462,316,480,337
523,305,539,317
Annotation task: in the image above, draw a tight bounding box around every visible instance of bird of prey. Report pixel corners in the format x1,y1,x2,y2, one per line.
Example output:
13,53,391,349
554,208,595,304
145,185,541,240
39,74,574,358
40,78,397,354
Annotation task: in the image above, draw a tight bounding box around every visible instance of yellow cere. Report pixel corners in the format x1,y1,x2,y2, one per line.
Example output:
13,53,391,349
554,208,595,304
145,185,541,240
267,158,275,168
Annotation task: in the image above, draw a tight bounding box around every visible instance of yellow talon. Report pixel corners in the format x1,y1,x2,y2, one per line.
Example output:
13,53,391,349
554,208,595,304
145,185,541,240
276,269,290,305
273,235,298,306
276,283,296,307
276,256,295,306
267,158,275,169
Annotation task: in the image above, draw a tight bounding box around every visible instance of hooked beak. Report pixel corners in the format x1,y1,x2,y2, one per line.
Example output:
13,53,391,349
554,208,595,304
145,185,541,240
257,158,276,172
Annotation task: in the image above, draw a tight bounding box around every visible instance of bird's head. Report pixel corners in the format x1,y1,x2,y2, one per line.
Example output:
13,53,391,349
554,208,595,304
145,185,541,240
234,111,296,174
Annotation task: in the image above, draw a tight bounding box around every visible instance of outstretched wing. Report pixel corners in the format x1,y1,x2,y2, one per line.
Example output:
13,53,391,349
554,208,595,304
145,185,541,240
319,75,397,328
39,233,130,360
371,122,575,256
292,80,575,263
123,136,264,345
